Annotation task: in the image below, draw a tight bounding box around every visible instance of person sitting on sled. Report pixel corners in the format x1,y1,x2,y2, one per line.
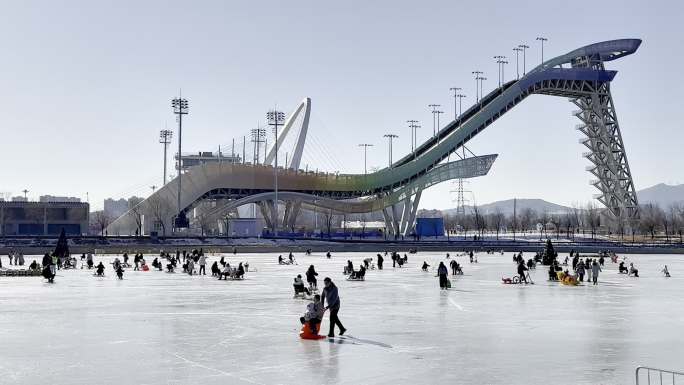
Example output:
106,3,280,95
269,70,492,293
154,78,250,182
96,262,105,276
422,261,430,271
293,274,311,296
300,294,325,334
619,261,628,274
115,264,124,280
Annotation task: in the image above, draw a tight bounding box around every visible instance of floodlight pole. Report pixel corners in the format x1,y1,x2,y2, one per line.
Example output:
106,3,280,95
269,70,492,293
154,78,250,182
428,104,440,137
449,87,462,120
513,47,522,79
456,94,466,120
383,133,398,167
493,56,505,86
435,110,444,140
171,97,189,228
519,44,530,75
358,143,373,174
536,37,548,64
267,109,285,236
472,71,482,102
159,129,173,185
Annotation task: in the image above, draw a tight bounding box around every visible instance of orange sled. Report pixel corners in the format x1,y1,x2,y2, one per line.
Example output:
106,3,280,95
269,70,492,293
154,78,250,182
300,323,325,340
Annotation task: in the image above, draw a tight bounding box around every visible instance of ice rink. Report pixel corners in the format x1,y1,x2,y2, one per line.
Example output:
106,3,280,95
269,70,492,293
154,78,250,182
1,250,683,385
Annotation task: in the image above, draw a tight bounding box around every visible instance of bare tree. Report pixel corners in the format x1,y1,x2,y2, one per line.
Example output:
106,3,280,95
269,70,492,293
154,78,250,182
585,202,601,240
571,202,584,238
549,214,562,240
128,196,144,236
459,213,470,240
196,213,213,236
563,209,575,240
492,209,505,240
676,203,684,243
639,203,663,240
538,210,550,240
94,211,111,236
520,208,535,235
148,195,172,236
472,203,485,238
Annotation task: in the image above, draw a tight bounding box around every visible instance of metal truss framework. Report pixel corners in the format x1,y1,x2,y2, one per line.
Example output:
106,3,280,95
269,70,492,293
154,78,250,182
570,58,638,226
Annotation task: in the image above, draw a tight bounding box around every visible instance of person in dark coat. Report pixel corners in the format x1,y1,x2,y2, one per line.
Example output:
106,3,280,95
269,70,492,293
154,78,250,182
306,265,318,290
437,262,448,289
517,260,529,283
321,278,346,337
41,253,55,283
96,262,105,277
377,254,384,270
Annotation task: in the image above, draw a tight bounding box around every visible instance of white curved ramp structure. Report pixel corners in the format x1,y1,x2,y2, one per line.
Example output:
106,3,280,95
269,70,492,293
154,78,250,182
108,39,642,237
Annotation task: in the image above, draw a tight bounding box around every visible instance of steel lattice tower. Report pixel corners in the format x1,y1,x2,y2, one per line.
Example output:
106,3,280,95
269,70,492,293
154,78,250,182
570,54,639,227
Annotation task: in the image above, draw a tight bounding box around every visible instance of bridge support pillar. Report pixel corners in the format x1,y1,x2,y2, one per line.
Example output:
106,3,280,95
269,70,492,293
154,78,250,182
258,202,273,230
402,190,422,237
381,207,394,237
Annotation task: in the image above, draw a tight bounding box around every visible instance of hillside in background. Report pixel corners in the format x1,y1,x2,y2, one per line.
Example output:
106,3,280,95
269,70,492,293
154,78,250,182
442,199,571,216
431,183,683,215
637,183,684,208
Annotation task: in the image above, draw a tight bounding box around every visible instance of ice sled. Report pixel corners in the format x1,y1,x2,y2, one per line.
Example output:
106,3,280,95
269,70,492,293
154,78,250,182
299,323,325,340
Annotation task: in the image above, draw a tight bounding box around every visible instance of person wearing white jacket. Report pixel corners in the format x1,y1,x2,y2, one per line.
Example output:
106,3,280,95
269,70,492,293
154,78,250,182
198,255,207,275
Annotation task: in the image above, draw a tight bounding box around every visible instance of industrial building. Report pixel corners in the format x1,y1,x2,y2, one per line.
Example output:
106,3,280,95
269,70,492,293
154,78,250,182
0,198,89,236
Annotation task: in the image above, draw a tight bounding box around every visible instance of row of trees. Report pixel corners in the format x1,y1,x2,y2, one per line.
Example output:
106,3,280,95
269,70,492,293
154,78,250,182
440,201,684,242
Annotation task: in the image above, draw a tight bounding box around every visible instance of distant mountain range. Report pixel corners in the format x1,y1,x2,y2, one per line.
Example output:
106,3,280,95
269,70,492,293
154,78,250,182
437,183,684,214
637,183,684,208
442,199,571,216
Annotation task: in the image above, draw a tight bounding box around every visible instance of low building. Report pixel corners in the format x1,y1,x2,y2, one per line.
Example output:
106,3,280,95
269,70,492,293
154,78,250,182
0,201,90,236
39,195,82,203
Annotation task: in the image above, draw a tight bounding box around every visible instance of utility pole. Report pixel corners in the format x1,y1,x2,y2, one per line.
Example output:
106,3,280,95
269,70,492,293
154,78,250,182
267,109,285,236
449,87,462,120
171,96,189,228
519,44,530,75
22,189,28,200
536,37,548,64
512,47,522,80
383,133,398,167
500,60,508,87
472,71,483,102
428,104,440,137
358,143,373,174
159,129,173,185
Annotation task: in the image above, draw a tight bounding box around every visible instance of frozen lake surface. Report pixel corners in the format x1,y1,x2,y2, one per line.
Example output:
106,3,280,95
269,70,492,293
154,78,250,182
1,250,683,385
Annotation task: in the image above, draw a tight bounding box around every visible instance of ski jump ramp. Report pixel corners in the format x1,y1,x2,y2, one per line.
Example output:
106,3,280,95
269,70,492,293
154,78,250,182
108,39,641,236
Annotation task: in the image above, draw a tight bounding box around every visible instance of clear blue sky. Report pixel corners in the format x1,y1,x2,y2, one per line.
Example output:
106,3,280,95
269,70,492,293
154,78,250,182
0,0,680,210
